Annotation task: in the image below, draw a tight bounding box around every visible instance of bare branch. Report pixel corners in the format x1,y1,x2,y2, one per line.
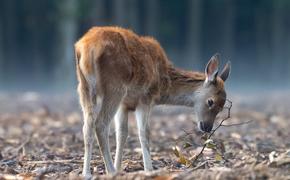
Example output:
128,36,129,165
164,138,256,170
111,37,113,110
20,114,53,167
33,164,72,179
24,159,99,165
208,99,232,139
221,120,253,127
191,99,232,165
173,99,253,168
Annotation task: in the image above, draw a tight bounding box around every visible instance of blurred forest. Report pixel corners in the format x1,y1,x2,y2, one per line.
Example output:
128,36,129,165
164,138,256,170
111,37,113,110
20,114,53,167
0,0,290,92
0,1,290,179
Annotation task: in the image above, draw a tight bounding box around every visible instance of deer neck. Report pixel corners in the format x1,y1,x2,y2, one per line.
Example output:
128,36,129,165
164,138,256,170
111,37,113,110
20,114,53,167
157,67,205,106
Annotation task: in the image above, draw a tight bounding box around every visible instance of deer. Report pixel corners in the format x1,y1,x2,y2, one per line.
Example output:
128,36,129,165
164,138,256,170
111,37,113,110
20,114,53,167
74,26,231,178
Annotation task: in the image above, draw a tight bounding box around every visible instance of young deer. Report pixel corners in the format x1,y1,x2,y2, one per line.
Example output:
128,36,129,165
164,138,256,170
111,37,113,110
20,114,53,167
75,26,231,178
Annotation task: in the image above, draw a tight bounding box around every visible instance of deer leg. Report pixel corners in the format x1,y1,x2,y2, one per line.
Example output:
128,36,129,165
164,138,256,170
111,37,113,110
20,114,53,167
78,84,97,179
113,105,128,171
95,92,123,174
135,104,153,171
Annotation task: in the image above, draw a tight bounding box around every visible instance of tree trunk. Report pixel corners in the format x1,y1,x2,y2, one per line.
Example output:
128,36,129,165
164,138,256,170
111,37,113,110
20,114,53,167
272,2,281,81
56,0,78,89
186,0,202,69
112,0,128,27
3,1,18,84
0,9,3,83
128,0,140,33
222,1,235,60
89,0,105,26
145,0,158,37
255,3,270,81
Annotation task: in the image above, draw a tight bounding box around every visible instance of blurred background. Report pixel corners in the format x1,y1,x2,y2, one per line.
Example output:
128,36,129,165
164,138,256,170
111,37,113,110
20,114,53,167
1,2,290,178
0,0,290,93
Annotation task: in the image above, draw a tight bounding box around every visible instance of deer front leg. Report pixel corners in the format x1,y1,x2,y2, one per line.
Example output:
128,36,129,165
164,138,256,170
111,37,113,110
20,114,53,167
114,105,128,171
135,104,153,171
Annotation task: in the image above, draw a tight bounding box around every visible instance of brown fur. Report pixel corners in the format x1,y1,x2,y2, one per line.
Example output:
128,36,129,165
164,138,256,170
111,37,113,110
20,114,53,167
75,26,224,110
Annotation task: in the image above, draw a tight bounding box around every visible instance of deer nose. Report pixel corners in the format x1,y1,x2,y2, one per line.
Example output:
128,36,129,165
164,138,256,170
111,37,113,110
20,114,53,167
199,121,213,133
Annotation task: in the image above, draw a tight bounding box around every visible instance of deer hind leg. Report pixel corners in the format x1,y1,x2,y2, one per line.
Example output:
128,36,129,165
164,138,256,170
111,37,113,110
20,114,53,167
95,89,124,174
114,105,128,171
135,104,153,171
78,81,97,178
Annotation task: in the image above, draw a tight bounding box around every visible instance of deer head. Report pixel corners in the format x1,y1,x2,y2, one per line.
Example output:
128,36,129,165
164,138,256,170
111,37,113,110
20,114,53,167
194,54,231,132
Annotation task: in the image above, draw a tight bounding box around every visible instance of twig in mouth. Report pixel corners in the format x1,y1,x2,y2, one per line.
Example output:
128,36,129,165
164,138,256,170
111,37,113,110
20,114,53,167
173,99,253,168
208,99,232,138
191,99,233,165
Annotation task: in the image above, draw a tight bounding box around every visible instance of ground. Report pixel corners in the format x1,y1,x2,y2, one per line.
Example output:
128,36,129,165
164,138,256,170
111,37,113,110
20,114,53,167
0,92,289,179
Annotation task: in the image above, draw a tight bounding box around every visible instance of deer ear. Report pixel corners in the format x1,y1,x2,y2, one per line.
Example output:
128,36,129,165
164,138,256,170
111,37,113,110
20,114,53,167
205,53,219,83
220,61,231,82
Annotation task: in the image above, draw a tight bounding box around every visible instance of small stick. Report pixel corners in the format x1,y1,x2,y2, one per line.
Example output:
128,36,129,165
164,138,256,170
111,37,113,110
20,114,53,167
33,164,72,179
173,99,252,168
221,120,253,127
24,159,100,165
172,161,207,179
15,134,32,154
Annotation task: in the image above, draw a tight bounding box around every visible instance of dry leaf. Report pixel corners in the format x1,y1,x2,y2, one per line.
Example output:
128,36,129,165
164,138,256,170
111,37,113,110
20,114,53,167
183,142,192,149
215,153,223,162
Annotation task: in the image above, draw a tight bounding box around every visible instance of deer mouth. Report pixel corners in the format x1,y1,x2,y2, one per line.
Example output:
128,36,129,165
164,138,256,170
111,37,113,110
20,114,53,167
198,121,213,133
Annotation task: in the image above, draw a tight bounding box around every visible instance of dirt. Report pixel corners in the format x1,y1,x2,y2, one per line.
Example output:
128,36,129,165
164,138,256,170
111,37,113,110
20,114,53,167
0,92,289,179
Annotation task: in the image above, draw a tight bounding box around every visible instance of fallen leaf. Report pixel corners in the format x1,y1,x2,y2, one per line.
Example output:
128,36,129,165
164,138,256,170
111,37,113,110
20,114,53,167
183,142,192,149
215,153,223,162
204,139,216,149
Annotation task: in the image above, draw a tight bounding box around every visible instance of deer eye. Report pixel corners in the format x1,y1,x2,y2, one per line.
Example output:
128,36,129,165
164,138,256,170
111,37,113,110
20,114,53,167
207,99,214,107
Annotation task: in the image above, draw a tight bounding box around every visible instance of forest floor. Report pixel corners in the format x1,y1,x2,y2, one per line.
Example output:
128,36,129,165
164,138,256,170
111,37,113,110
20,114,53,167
0,92,289,180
